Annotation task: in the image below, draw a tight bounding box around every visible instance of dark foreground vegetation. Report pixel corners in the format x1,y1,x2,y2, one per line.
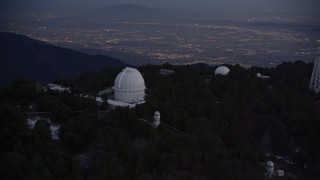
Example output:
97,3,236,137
1,61,320,179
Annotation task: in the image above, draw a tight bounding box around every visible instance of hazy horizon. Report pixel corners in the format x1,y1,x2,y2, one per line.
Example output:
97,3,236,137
1,0,320,16
1,0,319,67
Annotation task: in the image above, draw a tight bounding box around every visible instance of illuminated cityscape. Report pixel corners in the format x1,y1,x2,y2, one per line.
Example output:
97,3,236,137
1,12,319,67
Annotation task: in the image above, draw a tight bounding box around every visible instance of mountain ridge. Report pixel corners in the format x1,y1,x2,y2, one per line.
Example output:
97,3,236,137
0,32,128,87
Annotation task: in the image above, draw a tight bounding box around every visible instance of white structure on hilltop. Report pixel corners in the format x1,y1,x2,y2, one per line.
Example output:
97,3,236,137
98,88,113,96
47,83,70,93
79,94,104,105
108,67,146,108
257,73,270,79
274,170,284,177
309,47,320,93
215,66,230,76
160,69,174,76
266,161,274,177
153,111,161,128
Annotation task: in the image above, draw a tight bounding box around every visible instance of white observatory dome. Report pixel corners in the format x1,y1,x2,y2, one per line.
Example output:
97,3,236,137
113,67,146,103
266,161,274,177
257,73,262,78
215,66,230,76
267,161,274,167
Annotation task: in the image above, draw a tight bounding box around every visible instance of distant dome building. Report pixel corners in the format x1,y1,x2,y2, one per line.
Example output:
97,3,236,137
215,66,230,76
257,73,270,79
113,67,146,103
153,111,161,128
266,161,274,177
257,73,262,78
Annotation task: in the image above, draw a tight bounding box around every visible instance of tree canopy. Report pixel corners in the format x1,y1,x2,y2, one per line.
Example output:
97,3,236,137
1,61,319,179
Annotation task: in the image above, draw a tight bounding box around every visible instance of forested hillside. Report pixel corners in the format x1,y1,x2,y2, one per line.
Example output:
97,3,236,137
1,61,319,179
0,32,127,87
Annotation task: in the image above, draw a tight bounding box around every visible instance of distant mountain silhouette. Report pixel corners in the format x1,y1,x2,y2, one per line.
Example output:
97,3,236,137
84,3,179,20
0,32,127,87
90,3,156,16
106,3,156,12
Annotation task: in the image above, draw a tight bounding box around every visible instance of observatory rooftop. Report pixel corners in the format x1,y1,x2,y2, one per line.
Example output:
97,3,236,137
109,67,146,105
215,66,230,76
113,67,146,92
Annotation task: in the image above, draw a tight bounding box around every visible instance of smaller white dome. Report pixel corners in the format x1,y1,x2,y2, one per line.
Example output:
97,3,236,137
266,161,274,177
267,161,274,167
154,111,160,116
257,73,262,78
215,66,230,76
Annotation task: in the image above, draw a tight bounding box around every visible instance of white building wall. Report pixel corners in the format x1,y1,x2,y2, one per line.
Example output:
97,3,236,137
114,89,145,103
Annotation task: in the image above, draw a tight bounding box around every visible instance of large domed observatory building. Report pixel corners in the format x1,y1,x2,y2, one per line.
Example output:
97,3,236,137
108,67,146,108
